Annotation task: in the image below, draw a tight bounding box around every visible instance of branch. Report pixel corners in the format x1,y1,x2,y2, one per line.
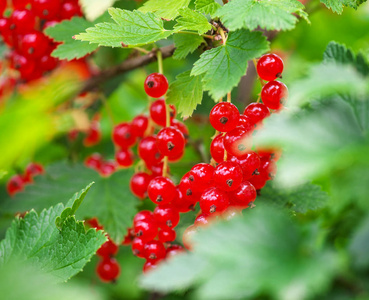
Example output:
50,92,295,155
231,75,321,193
80,45,176,94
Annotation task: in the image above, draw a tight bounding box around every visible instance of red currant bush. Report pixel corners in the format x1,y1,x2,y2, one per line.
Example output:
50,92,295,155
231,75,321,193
199,187,229,214
213,161,243,192
244,103,270,124
209,102,240,132
147,176,177,205
156,126,185,158
261,80,288,110
144,73,169,98
130,173,152,199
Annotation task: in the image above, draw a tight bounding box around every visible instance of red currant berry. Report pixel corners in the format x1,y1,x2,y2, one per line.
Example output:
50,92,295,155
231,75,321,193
0,18,12,46
200,187,229,214
96,257,120,282
122,227,134,245
83,121,101,147
115,148,134,167
238,115,255,132
167,150,184,162
223,127,252,158
10,52,35,78
170,188,197,213
154,205,180,229
156,126,185,158
147,162,168,177
12,0,30,10
188,163,214,193
133,210,155,226
144,240,166,261
7,174,24,196
10,10,36,34
97,238,119,258
244,103,270,124
99,161,117,177
32,0,61,20
132,237,145,258
182,225,197,250
130,173,152,199
147,176,177,205
60,1,82,19
158,227,176,243
131,115,150,137
194,213,211,227
112,122,136,148
149,99,176,127
0,1,6,15
209,102,239,132
23,162,44,183
84,153,103,170
261,80,288,110
86,217,103,230
229,152,260,180
228,181,256,209
248,173,268,190
166,244,184,258
133,220,158,242
39,54,58,71
144,73,168,98
257,53,284,82
259,157,277,180
177,172,200,206
138,136,163,165
210,134,226,163
143,260,160,273
213,161,243,191
171,119,189,139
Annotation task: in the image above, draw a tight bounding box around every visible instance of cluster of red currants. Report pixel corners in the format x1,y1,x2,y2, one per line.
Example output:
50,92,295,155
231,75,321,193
86,218,122,282
6,162,44,196
0,0,83,84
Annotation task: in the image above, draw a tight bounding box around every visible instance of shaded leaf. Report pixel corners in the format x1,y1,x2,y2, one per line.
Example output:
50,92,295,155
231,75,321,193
139,0,191,20
174,8,212,34
173,33,205,60
195,0,221,16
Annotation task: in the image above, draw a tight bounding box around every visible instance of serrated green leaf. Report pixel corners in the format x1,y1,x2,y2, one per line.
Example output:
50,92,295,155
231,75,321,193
173,33,205,60
140,205,339,300
55,182,94,228
174,8,212,35
75,8,174,47
2,162,138,244
195,0,221,16
0,196,106,282
139,0,191,20
191,29,269,100
258,181,329,213
44,17,99,60
320,0,367,14
167,71,203,118
216,0,308,32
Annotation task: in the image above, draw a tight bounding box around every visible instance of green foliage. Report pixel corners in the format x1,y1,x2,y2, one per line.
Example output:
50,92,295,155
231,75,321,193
2,163,138,244
139,0,191,20
76,8,174,47
192,29,269,100
216,0,308,31
140,205,340,299
80,0,117,21
173,33,205,60
195,0,221,16
45,17,99,60
258,181,329,213
167,71,204,117
174,8,212,34
0,185,106,283
321,0,368,14
349,214,369,269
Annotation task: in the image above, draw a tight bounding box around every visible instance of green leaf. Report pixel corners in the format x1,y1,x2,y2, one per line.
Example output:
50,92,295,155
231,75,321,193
258,181,329,213
75,8,174,47
173,33,205,60
140,205,339,299
45,17,99,60
191,29,269,100
174,8,212,34
195,0,221,16
216,0,308,32
2,162,138,244
0,189,106,282
55,182,94,228
139,0,191,20
320,0,367,14
349,214,369,269
167,71,204,118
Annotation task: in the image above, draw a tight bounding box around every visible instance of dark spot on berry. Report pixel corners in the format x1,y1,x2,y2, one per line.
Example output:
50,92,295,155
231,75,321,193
156,195,163,202
136,230,143,237
226,179,233,187
155,152,161,159
124,132,131,139
276,72,282,78
43,9,49,16
149,253,157,260
147,81,154,88
209,205,216,213
10,24,15,30
29,47,35,54
238,144,246,151
248,202,256,209
133,249,140,256
166,220,173,227
167,142,174,151
186,189,192,196
188,175,194,182
252,169,260,176
219,116,228,124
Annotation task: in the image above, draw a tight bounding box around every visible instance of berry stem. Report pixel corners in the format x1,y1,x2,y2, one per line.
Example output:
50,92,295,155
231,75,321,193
253,59,266,87
176,31,214,40
134,47,150,54
222,132,228,161
227,92,231,103
219,28,227,44
157,49,164,75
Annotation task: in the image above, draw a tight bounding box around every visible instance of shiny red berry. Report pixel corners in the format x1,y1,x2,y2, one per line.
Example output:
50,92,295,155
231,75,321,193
99,161,117,177
166,244,184,258
154,205,180,229
132,237,145,258
7,175,24,196
170,188,197,213
115,149,134,167
171,119,189,139
238,115,255,132
97,238,119,258
228,181,256,208
248,173,269,190
23,162,44,183
10,53,35,78
223,127,252,158
210,134,226,163
147,162,167,177
213,161,243,192
138,136,163,165
209,102,239,132
158,227,176,243
149,99,176,127
144,240,166,261
244,103,270,124
200,187,229,214
144,73,169,98
32,0,61,20
147,176,177,205
83,121,101,147
130,173,152,199
156,126,185,158
188,163,214,193
131,115,150,137
12,0,30,10
261,80,288,110
143,260,160,273
10,10,36,34
40,54,58,71
96,257,120,282
86,217,103,230
84,153,103,170
194,213,211,227
229,152,261,180
60,1,82,19
112,122,136,148
257,53,284,82
133,210,155,226
133,220,158,242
